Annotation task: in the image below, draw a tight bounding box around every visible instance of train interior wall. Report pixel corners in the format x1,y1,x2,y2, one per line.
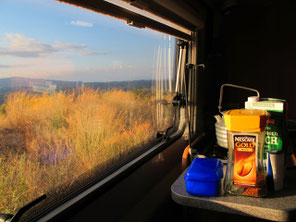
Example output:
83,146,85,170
204,0,296,118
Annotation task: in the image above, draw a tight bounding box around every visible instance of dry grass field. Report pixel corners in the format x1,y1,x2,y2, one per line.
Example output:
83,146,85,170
0,88,173,214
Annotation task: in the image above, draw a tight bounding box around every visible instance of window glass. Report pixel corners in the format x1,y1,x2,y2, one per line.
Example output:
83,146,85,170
0,0,176,214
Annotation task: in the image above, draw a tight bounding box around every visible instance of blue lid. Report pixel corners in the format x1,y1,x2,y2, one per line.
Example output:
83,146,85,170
184,158,223,182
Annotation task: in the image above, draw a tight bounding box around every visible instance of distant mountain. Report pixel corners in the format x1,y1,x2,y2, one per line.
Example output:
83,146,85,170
0,77,155,105
85,80,153,91
0,77,153,91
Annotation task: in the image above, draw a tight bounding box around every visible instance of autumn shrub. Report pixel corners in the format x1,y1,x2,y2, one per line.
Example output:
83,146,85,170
0,88,173,214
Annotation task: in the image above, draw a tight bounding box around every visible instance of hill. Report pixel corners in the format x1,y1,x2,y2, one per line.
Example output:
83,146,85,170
0,77,153,90
0,77,154,104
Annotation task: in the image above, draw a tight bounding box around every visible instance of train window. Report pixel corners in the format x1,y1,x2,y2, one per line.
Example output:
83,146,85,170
0,0,178,217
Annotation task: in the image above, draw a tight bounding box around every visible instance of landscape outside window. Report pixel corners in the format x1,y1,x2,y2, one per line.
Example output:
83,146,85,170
0,0,176,214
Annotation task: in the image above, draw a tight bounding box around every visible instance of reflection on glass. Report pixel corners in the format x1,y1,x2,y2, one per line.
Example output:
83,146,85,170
0,0,176,214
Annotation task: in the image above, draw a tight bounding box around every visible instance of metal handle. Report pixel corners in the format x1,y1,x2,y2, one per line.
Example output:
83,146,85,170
218,83,260,114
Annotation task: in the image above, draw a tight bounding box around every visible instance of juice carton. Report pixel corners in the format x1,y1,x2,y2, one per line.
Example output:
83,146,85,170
245,97,287,191
245,97,287,153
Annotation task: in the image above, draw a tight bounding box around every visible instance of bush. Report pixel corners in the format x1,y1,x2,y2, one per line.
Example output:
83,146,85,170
0,88,171,214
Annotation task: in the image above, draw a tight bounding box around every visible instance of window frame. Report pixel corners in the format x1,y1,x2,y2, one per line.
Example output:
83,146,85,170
57,0,193,41
25,46,185,222
0,0,204,220
32,130,183,221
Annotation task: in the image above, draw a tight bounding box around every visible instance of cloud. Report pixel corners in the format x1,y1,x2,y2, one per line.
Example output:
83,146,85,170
70,20,93,28
0,59,150,82
53,42,109,56
0,65,9,68
0,63,31,68
60,65,152,82
0,33,56,57
0,55,76,79
0,56,153,82
0,33,107,58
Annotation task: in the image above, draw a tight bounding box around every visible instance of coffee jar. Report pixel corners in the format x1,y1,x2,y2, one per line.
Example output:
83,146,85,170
224,109,269,197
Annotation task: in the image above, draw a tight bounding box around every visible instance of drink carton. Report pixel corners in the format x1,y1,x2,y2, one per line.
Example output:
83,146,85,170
245,97,287,153
245,98,287,191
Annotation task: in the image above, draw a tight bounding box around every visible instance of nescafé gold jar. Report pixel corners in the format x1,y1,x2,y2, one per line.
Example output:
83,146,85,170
224,109,269,197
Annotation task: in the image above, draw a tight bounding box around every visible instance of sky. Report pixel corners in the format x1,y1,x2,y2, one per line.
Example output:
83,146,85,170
0,0,175,82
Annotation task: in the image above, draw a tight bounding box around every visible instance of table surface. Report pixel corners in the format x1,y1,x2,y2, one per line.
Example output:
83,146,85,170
171,165,296,221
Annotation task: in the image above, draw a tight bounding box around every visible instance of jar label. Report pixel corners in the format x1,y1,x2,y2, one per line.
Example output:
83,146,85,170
233,134,257,187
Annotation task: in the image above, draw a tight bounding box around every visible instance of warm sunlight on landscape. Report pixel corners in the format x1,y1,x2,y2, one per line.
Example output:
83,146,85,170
0,0,176,214
0,88,173,213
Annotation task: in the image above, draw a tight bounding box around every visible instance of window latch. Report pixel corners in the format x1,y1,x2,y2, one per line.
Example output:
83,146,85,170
172,93,186,108
186,63,206,70
156,131,167,140
156,126,174,141
126,20,145,28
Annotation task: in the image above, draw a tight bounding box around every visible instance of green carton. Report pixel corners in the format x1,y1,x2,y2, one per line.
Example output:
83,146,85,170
245,98,287,155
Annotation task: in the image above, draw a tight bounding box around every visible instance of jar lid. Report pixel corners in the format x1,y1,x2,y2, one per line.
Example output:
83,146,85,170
247,96,259,102
224,109,269,132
